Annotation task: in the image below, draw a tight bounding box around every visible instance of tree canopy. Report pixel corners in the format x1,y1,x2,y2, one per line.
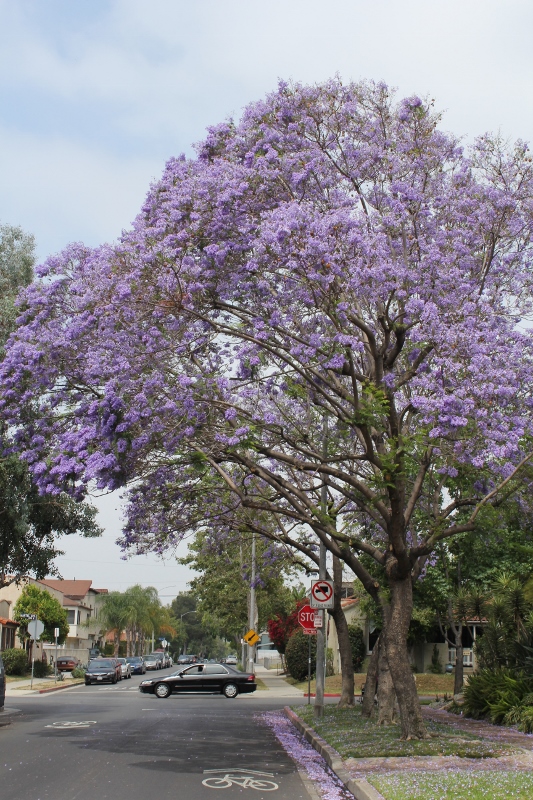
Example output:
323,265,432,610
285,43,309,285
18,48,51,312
0,222,102,588
13,583,69,644
3,79,533,737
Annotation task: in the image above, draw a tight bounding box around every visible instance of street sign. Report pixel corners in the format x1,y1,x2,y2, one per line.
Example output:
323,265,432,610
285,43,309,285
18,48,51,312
313,613,323,628
298,604,319,633
310,579,334,608
54,628,60,638
243,629,261,646
19,613,37,620
28,619,45,640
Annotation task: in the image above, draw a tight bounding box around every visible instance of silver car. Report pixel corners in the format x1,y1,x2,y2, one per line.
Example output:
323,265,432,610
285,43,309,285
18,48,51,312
117,658,132,679
143,654,160,670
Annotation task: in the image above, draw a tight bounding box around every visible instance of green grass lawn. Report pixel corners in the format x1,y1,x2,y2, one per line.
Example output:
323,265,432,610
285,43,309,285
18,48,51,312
294,705,511,759
289,672,456,696
370,771,533,800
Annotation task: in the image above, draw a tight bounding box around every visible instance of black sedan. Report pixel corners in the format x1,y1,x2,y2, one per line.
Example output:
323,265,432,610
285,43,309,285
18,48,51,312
139,663,256,699
84,658,122,685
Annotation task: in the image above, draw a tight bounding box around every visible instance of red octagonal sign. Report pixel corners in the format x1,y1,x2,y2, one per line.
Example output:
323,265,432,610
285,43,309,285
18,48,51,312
298,604,318,633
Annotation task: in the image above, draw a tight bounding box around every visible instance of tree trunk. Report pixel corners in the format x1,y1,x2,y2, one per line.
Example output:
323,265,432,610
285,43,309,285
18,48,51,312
114,631,120,657
377,647,397,725
329,555,355,707
382,577,429,739
361,634,379,718
454,627,464,695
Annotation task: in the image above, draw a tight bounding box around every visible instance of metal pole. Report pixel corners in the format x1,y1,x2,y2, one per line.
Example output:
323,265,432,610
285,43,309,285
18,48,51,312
314,418,328,719
54,633,58,682
248,531,256,672
30,641,34,690
307,634,311,705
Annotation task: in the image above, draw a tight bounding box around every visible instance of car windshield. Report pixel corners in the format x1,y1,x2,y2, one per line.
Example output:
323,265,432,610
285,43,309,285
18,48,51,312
88,660,114,670
117,659,126,664
126,657,141,662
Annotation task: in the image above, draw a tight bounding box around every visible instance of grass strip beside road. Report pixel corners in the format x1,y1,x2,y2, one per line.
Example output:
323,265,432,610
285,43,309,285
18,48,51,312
369,771,533,800
293,705,512,759
288,672,456,696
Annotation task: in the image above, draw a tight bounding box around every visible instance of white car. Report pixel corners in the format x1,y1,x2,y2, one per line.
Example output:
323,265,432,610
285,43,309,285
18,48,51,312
116,658,132,679
225,655,238,665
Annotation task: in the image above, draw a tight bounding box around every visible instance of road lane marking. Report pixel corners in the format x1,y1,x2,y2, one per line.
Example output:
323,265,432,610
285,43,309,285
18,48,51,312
202,769,278,791
45,721,97,729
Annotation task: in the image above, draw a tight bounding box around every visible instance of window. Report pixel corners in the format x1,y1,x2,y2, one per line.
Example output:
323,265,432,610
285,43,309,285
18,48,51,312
66,610,76,624
183,665,204,675
448,647,473,667
205,664,228,675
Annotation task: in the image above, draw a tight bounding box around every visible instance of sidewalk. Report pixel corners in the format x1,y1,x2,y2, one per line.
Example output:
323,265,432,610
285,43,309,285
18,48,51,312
254,665,305,697
5,675,78,697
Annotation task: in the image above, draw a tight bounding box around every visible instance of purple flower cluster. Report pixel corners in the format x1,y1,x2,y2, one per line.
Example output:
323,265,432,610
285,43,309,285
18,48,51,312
1,77,533,591
261,711,352,800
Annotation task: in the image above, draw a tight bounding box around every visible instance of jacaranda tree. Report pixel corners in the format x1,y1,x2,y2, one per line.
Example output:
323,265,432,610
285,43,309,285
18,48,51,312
3,79,533,738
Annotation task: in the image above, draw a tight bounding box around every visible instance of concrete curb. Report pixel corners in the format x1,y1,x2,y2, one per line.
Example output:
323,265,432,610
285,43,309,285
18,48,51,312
0,708,22,726
39,680,85,694
284,707,385,800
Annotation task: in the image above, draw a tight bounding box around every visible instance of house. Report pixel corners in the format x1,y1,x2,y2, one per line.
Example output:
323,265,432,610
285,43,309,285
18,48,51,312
0,600,19,651
0,578,108,663
327,597,483,676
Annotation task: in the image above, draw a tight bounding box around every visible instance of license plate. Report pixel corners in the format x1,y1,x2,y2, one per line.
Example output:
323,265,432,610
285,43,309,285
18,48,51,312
97,676,103,680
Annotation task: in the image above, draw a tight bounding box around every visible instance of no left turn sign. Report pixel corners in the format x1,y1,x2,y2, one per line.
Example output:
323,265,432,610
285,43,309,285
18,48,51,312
310,579,334,608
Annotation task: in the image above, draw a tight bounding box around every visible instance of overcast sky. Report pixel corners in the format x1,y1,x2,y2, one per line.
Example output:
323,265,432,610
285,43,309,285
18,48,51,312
1,0,531,596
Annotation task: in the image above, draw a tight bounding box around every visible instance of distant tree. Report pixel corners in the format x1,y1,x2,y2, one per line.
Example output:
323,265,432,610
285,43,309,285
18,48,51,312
13,583,69,646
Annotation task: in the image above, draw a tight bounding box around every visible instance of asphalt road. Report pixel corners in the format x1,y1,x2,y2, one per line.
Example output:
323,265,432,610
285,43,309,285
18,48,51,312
1,668,316,800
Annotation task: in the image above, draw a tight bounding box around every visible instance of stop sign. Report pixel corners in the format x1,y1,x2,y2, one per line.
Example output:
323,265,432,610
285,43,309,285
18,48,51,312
298,604,317,633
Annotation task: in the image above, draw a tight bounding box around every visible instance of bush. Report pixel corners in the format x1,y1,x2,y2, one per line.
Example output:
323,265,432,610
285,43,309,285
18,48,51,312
33,660,52,678
285,629,316,681
426,645,443,674
347,624,366,671
1,648,28,675
71,666,86,679
463,668,533,724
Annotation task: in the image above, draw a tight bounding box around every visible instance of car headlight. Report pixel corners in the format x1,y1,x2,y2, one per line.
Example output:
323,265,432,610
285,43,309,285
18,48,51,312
140,680,153,685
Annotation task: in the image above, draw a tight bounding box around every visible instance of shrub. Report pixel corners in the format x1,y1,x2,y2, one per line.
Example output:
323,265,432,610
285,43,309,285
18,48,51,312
426,644,443,674
2,648,28,675
285,629,316,682
347,624,366,671
33,660,52,678
71,666,86,679
463,668,533,723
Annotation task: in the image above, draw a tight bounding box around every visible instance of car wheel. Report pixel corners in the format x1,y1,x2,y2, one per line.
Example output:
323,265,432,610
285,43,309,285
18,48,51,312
112,675,117,684
154,683,171,698
223,682,239,699
85,680,90,685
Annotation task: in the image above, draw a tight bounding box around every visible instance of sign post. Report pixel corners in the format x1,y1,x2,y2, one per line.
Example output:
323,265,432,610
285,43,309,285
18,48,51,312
27,619,45,689
298,605,317,704
54,627,60,681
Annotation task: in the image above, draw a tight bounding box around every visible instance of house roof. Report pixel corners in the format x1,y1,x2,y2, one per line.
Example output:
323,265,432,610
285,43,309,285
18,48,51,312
0,617,19,626
341,597,360,608
39,579,103,600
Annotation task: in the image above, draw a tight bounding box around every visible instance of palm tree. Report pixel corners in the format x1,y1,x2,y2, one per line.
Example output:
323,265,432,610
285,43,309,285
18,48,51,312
97,592,130,656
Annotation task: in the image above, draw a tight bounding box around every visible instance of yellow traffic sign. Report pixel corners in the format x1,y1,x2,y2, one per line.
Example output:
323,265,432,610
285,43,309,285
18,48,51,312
243,629,261,646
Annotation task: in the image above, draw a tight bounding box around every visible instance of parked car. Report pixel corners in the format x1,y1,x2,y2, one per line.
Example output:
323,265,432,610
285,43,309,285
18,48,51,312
55,656,81,672
84,658,122,685
125,656,146,675
143,654,161,670
177,654,191,665
0,653,5,710
225,655,238,665
139,663,256,699
116,658,132,679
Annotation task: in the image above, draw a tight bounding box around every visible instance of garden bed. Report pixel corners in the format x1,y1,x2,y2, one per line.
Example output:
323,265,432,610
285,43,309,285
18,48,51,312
293,705,513,759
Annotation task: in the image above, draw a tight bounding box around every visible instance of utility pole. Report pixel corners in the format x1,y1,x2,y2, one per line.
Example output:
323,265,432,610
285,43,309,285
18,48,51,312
314,418,328,719
248,531,257,672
